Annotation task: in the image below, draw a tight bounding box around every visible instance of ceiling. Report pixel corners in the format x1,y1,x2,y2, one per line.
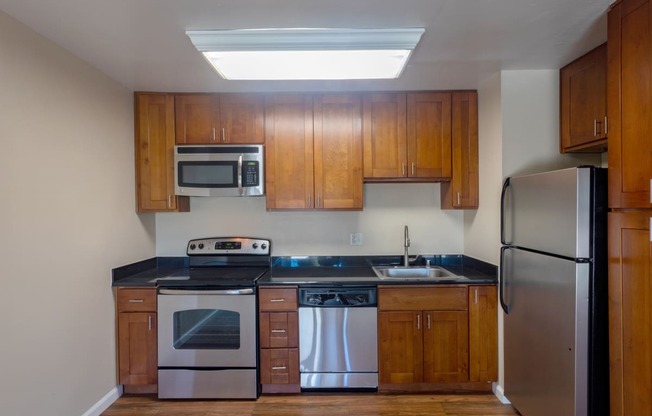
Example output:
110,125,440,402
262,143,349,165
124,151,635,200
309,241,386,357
0,0,612,93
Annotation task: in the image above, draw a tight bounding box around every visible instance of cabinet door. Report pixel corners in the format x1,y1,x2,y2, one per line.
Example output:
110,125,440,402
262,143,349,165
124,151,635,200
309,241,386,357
174,94,220,144
422,310,468,383
441,91,479,209
259,312,298,349
468,286,498,383
219,94,264,144
265,95,314,209
260,348,300,385
378,311,423,384
363,93,407,179
135,93,189,212
560,43,607,152
608,0,652,208
118,312,157,386
406,92,452,179
313,94,363,209
608,211,652,416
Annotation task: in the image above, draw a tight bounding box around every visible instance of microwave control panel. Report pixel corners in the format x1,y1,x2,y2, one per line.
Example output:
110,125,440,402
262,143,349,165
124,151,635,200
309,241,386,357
243,161,259,186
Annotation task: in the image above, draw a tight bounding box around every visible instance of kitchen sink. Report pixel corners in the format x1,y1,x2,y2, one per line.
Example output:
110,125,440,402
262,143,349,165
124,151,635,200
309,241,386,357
372,266,467,281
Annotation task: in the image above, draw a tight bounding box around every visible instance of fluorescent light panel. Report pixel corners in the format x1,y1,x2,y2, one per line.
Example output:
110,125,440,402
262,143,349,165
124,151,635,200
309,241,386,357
186,28,424,80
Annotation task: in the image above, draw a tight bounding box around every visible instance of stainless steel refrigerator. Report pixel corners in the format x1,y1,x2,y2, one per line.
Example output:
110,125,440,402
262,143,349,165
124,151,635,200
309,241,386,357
500,166,608,416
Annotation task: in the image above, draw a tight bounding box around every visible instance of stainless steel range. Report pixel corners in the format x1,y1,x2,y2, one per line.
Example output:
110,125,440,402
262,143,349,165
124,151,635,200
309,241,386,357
157,237,270,399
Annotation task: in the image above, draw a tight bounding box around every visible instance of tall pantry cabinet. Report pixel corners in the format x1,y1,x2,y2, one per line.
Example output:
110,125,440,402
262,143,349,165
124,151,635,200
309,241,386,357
607,1,652,415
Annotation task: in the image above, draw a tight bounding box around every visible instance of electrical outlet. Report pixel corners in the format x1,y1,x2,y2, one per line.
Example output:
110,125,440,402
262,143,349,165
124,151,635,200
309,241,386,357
350,232,364,246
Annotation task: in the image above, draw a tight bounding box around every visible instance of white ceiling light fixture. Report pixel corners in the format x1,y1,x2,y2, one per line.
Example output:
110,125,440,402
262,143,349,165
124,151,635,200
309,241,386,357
185,28,425,80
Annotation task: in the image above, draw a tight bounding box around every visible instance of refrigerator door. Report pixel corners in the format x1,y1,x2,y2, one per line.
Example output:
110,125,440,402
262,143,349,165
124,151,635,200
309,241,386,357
502,247,589,416
501,167,592,258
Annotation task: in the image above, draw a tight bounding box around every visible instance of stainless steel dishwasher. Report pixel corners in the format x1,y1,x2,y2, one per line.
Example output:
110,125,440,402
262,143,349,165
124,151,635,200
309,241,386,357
298,287,378,390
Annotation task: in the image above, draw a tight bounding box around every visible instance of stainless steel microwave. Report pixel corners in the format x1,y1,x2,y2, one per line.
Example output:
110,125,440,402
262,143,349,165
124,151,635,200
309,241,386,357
174,145,264,197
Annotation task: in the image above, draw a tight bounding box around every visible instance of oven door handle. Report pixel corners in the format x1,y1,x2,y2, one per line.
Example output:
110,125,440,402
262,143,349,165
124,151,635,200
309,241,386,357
158,288,254,296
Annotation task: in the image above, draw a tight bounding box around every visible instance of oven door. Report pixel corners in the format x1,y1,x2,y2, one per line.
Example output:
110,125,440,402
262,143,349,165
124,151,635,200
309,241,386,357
157,289,256,368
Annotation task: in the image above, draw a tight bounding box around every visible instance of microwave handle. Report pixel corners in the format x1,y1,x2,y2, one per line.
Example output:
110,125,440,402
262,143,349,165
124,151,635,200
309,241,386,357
237,154,244,195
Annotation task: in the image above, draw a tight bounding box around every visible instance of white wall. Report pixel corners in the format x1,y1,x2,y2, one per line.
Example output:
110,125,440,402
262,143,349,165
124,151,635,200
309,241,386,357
156,183,464,256
0,11,156,416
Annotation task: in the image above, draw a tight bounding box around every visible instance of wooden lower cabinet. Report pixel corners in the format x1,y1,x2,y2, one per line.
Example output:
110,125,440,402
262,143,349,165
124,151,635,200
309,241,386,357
608,211,652,416
116,287,157,394
258,287,300,393
378,285,496,392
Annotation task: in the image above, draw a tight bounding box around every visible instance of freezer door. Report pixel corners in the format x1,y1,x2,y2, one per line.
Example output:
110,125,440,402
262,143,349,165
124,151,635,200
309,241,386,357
502,167,592,258
502,247,589,416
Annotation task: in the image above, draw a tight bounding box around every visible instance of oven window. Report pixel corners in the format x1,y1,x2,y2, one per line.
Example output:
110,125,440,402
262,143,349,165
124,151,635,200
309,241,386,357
172,309,240,350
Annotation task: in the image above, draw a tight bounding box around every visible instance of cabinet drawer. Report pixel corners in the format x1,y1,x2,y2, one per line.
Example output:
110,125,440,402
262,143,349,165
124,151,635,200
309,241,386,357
259,287,298,311
260,312,298,349
260,348,299,385
117,287,157,312
378,286,468,311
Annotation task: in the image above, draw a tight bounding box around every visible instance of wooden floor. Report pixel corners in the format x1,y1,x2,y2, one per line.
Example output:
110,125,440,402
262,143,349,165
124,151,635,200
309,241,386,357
102,393,518,416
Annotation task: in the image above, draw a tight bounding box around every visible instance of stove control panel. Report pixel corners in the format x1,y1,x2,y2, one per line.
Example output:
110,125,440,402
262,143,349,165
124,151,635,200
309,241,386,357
187,237,271,255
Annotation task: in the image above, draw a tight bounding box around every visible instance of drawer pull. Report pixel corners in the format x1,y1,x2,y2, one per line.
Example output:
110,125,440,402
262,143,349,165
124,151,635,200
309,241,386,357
270,298,286,303
271,329,287,333
272,366,287,371
128,299,144,303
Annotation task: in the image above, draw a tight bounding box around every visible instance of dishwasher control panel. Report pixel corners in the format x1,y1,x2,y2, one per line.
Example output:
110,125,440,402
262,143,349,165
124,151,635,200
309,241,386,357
298,287,377,307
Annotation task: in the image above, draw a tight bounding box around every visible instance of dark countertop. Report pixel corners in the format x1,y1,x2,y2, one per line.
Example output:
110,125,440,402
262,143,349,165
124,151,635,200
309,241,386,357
112,255,497,288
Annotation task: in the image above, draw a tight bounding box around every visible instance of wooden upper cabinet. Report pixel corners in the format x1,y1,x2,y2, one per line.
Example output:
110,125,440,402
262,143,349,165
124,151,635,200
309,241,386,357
363,92,452,181
313,94,363,210
441,91,479,209
560,43,608,153
608,0,652,209
363,93,407,179
608,211,652,416
175,93,264,144
265,94,314,209
266,94,363,210
406,92,452,180
134,93,189,213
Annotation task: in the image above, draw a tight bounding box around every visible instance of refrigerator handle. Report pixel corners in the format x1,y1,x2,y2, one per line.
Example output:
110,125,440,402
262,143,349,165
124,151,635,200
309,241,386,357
500,177,511,245
499,246,511,314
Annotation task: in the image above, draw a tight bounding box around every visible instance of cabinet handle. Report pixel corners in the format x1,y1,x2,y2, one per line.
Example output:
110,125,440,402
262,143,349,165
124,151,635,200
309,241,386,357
604,116,608,135
128,299,144,303
649,179,651,204
272,366,287,371
427,313,431,329
317,194,321,208
212,127,216,141
307,194,312,208
221,127,226,142
402,163,406,177
148,315,152,331
416,314,420,330
271,329,287,333
270,298,286,303
593,119,597,137
411,162,415,176
474,288,479,304
650,217,652,242
457,192,461,206
167,195,172,208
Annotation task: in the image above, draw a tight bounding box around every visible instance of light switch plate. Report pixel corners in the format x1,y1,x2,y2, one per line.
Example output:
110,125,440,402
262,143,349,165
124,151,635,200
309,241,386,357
350,233,364,246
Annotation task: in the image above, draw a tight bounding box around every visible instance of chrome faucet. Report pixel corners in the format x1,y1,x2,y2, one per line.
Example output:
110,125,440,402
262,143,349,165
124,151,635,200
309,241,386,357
403,225,410,267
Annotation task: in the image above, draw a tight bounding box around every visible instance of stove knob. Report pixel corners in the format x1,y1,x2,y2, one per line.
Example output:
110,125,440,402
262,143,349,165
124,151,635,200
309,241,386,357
261,243,267,250
198,243,204,249
189,244,196,250
252,243,259,249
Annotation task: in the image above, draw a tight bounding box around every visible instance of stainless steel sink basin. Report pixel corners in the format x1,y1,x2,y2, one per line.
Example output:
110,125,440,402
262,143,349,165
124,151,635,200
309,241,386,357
372,266,466,281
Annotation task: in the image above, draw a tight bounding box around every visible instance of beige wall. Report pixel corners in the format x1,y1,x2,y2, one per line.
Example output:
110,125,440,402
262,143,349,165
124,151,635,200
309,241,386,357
156,183,465,256
0,11,155,416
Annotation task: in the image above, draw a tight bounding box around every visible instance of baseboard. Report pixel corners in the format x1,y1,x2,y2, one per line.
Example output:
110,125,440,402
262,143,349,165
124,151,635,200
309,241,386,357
492,382,511,404
82,385,122,416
